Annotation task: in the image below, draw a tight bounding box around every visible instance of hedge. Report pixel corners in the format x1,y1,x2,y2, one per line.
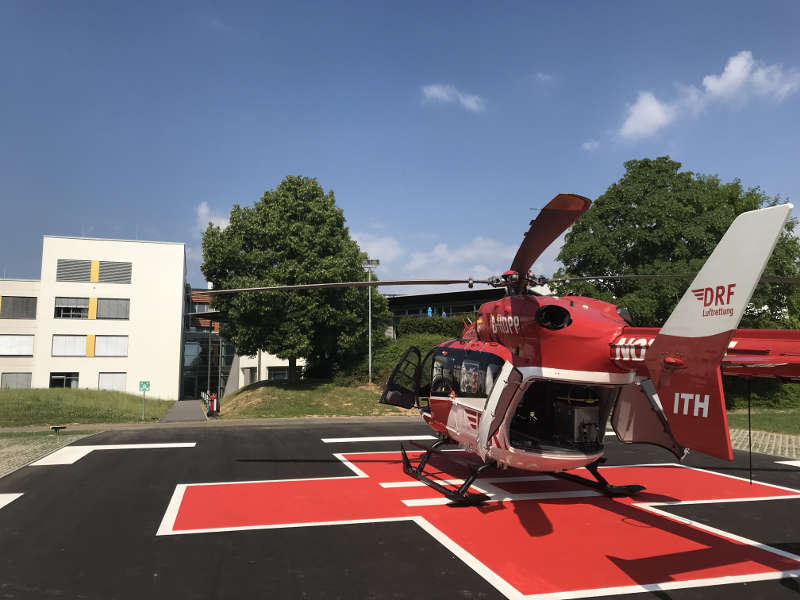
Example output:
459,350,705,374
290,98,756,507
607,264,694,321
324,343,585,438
396,315,470,338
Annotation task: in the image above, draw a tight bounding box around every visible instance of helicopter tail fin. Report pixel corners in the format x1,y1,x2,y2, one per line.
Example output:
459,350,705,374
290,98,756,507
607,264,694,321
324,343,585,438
643,204,792,460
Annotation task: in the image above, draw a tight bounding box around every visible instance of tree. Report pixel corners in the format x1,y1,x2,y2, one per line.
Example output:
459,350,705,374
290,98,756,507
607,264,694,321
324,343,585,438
201,175,391,381
554,157,800,328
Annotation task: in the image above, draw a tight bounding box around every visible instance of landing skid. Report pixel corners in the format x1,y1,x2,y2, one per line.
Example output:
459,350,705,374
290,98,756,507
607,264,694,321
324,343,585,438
400,439,494,506
554,458,645,497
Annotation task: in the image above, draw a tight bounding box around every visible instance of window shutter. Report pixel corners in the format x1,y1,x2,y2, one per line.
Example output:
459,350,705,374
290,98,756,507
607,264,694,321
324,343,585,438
52,335,87,356
97,298,130,319
0,296,37,319
0,335,34,356
98,261,132,284
56,259,92,282
95,335,128,357
55,297,89,309
1,373,32,388
98,372,126,391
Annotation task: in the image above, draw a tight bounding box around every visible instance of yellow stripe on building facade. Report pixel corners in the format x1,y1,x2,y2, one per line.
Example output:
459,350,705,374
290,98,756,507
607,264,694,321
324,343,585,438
88,297,97,319
90,260,99,282
86,334,95,357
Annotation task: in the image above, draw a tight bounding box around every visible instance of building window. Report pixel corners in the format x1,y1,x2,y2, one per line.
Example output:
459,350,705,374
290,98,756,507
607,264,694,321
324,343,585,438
1,373,32,389
193,302,210,313
97,298,130,319
242,367,257,385
98,261,132,284
0,296,37,319
52,335,87,356
95,335,128,357
55,297,89,319
56,259,92,282
268,367,288,381
50,372,79,388
98,372,126,392
0,335,34,356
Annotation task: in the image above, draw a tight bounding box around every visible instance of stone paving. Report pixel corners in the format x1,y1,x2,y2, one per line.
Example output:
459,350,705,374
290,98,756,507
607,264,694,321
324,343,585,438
730,428,800,459
0,431,95,479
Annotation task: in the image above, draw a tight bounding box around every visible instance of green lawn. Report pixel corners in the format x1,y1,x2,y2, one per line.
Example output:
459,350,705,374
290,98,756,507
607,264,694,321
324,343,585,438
0,388,174,427
221,380,414,419
727,409,800,435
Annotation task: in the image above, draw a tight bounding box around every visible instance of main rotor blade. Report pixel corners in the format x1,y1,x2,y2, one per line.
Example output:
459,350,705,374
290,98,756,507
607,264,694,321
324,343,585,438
510,193,591,276
205,279,490,295
550,274,800,284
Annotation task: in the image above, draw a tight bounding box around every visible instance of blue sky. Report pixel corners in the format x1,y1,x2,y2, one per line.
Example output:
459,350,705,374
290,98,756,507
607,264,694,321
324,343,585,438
2,1,799,292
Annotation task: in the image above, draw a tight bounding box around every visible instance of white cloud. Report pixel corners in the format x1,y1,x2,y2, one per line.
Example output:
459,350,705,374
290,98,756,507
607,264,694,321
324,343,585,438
618,50,800,140
535,72,553,83
351,231,402,263
619,92,677,139
405,236,516,275
582,138,600,151
421,84,487,113
195,201,229,236
699,50,799,101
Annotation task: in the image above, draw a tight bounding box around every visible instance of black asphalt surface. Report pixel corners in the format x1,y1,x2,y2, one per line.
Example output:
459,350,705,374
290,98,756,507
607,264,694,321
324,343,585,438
0,419,799,599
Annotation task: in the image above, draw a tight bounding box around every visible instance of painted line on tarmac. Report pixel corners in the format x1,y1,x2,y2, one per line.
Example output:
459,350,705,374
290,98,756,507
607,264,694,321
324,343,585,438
157,451,800,600
0,493,23,511
321,435,436,443
776,460,800,468
30,443,197,466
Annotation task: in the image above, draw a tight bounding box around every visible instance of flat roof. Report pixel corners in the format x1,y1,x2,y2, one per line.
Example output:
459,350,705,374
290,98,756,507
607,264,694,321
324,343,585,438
0,278,40,282
43,235,185,246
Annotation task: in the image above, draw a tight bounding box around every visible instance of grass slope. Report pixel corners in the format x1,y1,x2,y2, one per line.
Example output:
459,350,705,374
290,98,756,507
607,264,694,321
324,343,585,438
0,388,174,427
222,380,415,419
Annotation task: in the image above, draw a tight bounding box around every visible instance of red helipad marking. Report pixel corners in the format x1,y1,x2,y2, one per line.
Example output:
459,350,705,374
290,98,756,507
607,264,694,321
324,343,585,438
159,452,800,599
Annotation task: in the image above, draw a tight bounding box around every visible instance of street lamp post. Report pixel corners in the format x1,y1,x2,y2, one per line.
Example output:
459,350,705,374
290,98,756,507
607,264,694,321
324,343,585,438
362,258,380,384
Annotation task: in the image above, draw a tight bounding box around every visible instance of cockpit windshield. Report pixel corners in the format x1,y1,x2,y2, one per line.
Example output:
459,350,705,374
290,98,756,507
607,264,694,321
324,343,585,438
430,348,503,398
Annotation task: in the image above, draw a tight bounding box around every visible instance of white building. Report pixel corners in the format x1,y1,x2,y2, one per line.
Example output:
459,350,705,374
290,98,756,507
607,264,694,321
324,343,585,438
0,235,295,400
0,236,186,398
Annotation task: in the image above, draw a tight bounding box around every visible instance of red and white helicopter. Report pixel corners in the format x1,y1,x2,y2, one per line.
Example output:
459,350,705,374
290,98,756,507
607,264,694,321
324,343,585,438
378,196,800,503
210,195,799,504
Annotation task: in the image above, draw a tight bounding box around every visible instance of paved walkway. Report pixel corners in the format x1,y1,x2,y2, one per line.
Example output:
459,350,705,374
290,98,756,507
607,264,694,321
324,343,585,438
158,400,208,423
730,428,800,459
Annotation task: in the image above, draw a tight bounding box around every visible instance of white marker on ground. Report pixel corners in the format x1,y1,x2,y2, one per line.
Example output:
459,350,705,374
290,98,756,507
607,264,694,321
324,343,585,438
0,493,23,511
31,443,196,466
321,435,436,443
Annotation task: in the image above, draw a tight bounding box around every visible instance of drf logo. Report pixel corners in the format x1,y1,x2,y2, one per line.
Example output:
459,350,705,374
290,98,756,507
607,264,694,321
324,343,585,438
674,392,710,418
692,283,736,307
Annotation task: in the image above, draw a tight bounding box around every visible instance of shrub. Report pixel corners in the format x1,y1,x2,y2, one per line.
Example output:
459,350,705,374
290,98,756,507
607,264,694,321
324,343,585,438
396,315,470,338
335,332,452,386
723,376,800,409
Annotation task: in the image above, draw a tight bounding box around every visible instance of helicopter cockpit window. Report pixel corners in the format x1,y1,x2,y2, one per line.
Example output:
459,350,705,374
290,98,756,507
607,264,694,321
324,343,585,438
430,349,504,399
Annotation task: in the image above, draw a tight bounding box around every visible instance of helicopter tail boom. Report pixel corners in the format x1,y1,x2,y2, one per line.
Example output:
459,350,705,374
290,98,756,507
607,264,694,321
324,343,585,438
643,204,793,461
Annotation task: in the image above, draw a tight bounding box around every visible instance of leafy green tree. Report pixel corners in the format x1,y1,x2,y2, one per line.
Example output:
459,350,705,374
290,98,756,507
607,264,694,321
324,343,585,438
201,175,391,381
554,157,800,327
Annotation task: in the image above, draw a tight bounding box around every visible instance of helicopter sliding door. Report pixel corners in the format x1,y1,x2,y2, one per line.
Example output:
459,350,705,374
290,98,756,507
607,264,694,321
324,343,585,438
379,346,421,409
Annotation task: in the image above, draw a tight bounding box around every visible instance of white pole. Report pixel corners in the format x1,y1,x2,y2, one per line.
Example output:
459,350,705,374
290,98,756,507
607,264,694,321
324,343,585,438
368,267,372,385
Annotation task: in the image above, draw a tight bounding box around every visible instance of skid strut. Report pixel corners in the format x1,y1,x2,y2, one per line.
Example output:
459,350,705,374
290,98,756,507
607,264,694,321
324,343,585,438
400,439,494,505
554,458,645,497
